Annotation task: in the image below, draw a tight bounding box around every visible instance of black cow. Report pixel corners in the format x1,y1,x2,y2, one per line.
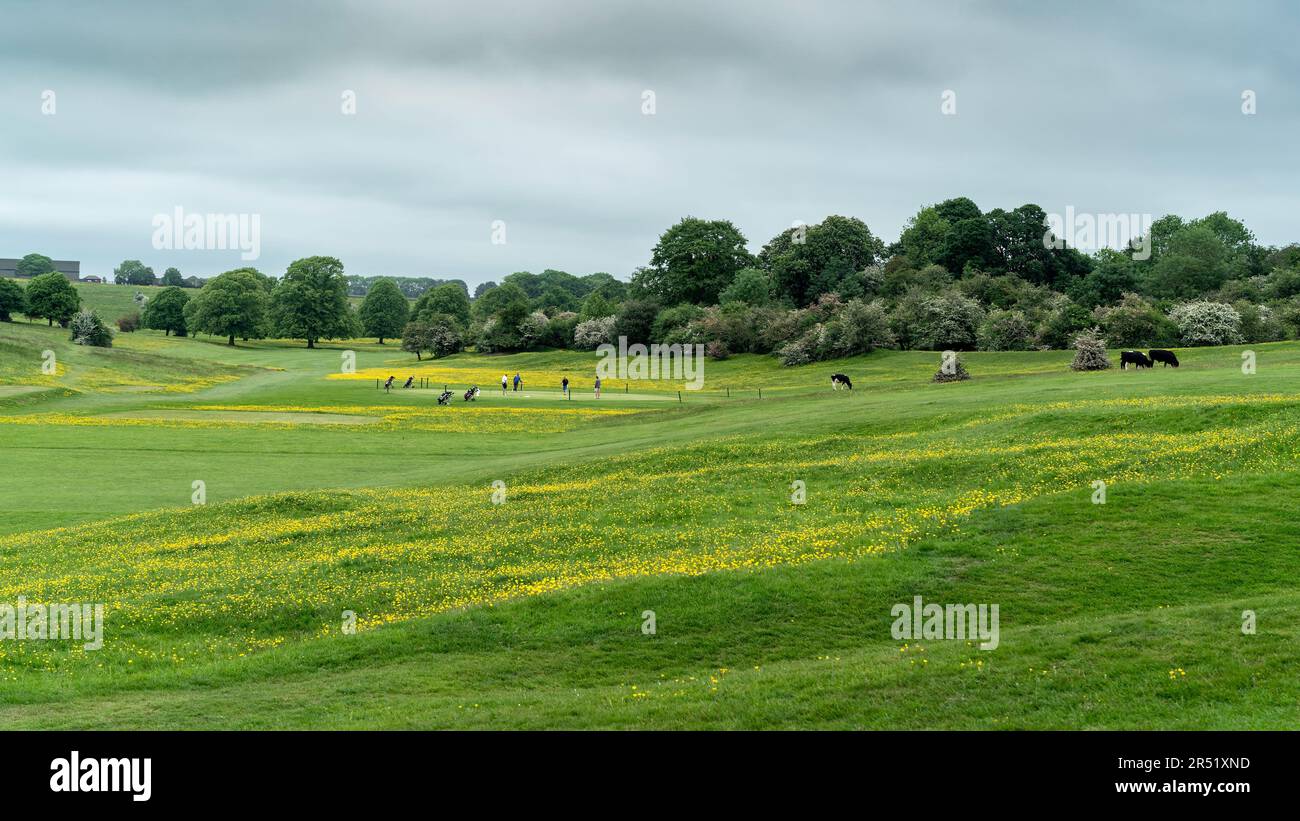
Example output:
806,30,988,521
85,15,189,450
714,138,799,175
1120,350,1153,370
1148,349,1179,368
831,373,853,390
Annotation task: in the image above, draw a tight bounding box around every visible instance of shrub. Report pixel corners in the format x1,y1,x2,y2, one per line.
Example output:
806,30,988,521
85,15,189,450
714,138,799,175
541,313,579,348
1265,267,1300,300
651,304,704,341
817,299,894,358
116,312,140,332
426,315,465,358
913,290,984,351
614,299,660,345
1037,298,1091,350
887,290,930,350
476,315,526,353
573,315,616,350
1070,326,1111,371
1168,301,1243,346
977,309,1033,351
705,340,730,360
404,314,467,359
516,310,550,349
776,329,819,366
755,308,805,353
1276,299,1300,339
932,352,970,382
690,304,762,353
69,310,113,347
718,268,773,306
1234,302,1285,344
1094,293,1178,347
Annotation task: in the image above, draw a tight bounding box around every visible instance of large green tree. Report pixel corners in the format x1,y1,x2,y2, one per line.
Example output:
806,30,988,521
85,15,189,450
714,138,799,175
114,259,156,286
989,204,1091,288
895,207,951,268
1144,225,1228,299
24,272,81,326
635,217,754,305
16,253,55,279
1067,249,1139,310
358,278,409,344
760,215,885,306
161,267,185,287
933,196,983,225
184,269,268,345
270,256,357,348
141,286,190,336
939,217,995,275
0,278,25,321
413,282,471,327
471,282,530,323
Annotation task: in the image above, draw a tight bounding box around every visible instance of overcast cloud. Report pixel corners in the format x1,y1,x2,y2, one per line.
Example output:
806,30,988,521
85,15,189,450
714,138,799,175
1,0,1297,286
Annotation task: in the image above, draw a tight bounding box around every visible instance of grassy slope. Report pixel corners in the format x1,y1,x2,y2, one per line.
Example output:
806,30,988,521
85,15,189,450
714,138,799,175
1,321,1298,728
1,277,175,322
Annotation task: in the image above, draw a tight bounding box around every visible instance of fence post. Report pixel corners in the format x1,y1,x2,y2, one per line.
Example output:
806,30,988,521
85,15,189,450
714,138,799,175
758,388,762,399
677,391,682,403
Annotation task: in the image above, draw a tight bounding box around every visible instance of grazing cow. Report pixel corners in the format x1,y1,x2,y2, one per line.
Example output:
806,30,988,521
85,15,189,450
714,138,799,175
1120,350,1153,370
831,373,853,390
1148,349,1179,368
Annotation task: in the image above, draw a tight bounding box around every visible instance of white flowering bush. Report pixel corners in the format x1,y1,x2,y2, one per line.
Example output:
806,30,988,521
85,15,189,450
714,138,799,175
70,310,114,347
1168,301,1243,346
978,309,1033,351
572,315,616,350
516,310,550,348
1070,326,1110,371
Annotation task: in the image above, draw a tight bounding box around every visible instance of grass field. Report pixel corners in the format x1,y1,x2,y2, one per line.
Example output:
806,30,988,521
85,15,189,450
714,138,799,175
1,277,177,323
1,318,1297,729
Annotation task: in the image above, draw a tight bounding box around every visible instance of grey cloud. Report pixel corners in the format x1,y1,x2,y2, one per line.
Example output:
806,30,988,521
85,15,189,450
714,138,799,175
2,1,1298,284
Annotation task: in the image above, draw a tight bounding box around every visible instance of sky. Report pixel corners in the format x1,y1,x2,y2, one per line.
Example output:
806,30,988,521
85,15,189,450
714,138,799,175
2,0,1297,288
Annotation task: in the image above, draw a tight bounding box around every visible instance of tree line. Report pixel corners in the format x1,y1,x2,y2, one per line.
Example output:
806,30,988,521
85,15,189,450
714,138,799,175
6,197,1299,360
401,198,1300,363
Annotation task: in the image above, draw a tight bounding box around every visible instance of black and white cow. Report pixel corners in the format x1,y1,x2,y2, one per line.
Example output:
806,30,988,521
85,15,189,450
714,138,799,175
831,373,853,390
1120,350,1153,370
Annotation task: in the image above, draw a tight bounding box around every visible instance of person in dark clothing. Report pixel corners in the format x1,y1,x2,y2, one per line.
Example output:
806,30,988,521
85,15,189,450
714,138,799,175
561,376,569,397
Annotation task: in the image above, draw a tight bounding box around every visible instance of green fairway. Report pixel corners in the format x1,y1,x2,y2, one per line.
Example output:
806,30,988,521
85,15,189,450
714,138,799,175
1,320,1298,728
